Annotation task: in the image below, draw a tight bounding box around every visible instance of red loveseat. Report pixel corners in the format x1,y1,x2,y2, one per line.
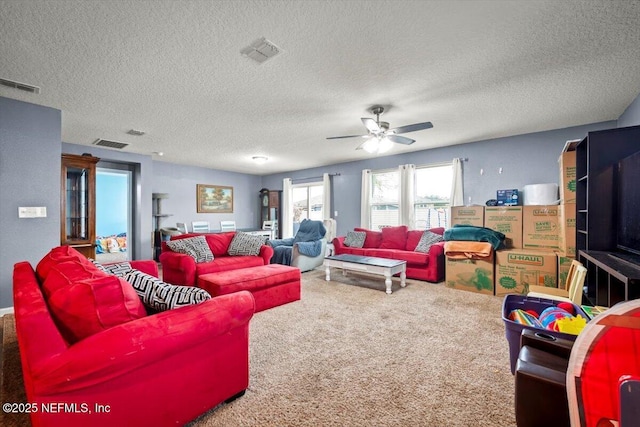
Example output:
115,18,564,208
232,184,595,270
159,232,274,286
13,246,254,427
332,226,445,282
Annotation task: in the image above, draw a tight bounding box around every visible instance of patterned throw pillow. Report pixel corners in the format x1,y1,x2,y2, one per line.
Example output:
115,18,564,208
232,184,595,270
415,231,444,253
344,231,366,248
88,258,108,272
166,236,214,263
102,262,133,277
227,231,265,256
124,269,211,311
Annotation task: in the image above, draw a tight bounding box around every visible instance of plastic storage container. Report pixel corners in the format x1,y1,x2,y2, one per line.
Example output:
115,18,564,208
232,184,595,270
502,294,590,374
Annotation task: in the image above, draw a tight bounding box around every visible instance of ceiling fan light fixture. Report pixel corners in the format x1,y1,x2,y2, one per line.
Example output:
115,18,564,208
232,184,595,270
378,137,393,153
361,137,380,154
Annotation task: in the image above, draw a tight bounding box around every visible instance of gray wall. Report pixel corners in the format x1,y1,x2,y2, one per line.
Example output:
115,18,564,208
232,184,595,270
0,98,61,308
261,121,616,237
151,161,263,231
618,92,640,127
61,142,154,261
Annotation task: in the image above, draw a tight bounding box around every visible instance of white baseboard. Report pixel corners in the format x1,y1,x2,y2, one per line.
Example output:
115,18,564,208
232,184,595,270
0,306,15,316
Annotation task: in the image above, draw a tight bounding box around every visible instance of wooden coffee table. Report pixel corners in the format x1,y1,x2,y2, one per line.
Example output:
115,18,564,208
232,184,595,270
324,254,407,294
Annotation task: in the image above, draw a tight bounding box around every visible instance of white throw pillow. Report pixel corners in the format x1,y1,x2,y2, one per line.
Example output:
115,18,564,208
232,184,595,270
415,231,443,253
124,269,211,311
344,231,366,248
227,231,265,256
166,236,214,263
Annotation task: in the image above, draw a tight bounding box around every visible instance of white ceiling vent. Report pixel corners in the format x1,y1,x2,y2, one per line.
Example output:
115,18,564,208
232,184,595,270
0,78,40,94
240,38,283,64
93,139,129,149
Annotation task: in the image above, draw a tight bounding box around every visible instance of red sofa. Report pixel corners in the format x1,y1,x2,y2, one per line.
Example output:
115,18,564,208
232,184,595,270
332,226,445,282
13,246,254,427
159,232,274,286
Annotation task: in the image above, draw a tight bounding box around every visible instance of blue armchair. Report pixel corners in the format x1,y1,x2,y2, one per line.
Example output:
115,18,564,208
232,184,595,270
268,219,327,272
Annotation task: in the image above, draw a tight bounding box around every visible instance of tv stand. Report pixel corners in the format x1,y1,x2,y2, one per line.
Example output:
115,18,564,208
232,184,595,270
608,252,640,269
579,250,640,307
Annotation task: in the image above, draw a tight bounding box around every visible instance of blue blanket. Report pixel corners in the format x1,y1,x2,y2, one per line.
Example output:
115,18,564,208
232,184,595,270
268,220,327,265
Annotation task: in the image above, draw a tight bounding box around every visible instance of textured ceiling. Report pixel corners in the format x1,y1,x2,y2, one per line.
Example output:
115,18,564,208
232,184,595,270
1,0,640,175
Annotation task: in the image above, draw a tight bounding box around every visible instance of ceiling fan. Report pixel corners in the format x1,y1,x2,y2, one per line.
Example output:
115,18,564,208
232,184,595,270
327,106,433,153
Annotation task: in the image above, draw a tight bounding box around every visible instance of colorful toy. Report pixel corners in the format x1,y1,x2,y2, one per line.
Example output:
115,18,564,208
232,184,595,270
539,306,573,331
557,301,575,315
555,315,587,335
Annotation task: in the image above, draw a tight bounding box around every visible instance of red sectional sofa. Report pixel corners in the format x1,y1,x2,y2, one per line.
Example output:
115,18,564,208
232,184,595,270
13,246,254,427
159,232,274,286
332,226,445,282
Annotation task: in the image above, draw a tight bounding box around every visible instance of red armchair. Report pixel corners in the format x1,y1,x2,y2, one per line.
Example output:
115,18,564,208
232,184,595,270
13,249,254,427
159,232,274,286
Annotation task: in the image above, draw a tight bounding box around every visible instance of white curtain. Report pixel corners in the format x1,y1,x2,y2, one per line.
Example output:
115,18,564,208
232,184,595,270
282,178,293,238
360,169,371,229
399,164,415,228
451,158,464,207
322,173,331,220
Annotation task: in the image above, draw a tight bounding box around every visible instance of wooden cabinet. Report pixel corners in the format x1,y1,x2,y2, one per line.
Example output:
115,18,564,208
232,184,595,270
60,153,99,258
259,188,282,238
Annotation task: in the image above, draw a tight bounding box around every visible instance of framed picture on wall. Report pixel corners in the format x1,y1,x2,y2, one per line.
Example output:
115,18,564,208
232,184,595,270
197,184,233,213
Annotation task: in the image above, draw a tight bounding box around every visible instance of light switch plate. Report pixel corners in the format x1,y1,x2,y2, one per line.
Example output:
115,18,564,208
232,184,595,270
18,207,47,218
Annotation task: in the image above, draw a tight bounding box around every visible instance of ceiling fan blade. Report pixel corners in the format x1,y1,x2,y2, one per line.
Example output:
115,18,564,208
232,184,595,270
390,121,433,134
387,134,415,145
362,118,381,133
326,134,366,140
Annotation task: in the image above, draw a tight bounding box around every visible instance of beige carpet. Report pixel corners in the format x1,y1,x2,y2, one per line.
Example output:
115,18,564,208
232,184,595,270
2,269,516,427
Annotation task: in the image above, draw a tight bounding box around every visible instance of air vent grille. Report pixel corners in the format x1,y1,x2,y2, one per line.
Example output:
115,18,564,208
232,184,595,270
93,139,129,149
0,78,41,94
240,37,283,64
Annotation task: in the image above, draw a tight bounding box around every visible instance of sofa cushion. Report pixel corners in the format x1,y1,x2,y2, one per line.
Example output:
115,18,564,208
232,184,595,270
354,228,383,248
368,248,429,265
124,269,211,311
42,260,108,298
195,255,266,276
415,231,444,253
204,232,235,256
344,231,366,248
47,275,147,343
36,246,94,281
379,225,408,250
406,230,424,251
227,231,266,256
167,235,214,263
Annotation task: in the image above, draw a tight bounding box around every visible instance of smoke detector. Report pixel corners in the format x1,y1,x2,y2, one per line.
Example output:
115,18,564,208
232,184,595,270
240,37,283,64
93,139,129,149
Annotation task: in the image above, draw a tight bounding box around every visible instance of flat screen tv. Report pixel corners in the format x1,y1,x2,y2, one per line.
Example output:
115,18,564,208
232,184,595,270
616,150,640,263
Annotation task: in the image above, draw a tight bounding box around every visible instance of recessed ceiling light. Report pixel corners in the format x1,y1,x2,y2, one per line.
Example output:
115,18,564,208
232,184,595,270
252,156,268,164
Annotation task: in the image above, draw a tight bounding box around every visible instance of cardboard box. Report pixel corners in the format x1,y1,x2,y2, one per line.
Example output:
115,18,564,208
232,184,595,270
445,253,495,295
450,206,485,227
484,206,523,249
557,255,573,290
558,203,576,257
495,249,557,296
558,139,579,204
522,205,560,250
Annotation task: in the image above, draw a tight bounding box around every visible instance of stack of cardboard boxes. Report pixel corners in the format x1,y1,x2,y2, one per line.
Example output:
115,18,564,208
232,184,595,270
445,142,578,296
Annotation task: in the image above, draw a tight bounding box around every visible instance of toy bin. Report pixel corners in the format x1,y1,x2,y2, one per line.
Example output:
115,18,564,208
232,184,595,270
502,294,590,374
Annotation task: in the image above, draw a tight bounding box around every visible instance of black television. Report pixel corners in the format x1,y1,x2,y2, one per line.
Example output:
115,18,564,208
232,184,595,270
615,150,640,265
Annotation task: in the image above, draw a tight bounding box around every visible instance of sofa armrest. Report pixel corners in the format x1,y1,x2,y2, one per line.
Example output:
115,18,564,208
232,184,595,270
259,244,274,265
159,251,196,286
332,236,346,252
30,291,255,395
519,328,574,360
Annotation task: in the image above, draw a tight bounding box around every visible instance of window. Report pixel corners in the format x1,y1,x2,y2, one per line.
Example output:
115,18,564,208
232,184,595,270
370,170,400,230
292,184,324,226
414,164,453,229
